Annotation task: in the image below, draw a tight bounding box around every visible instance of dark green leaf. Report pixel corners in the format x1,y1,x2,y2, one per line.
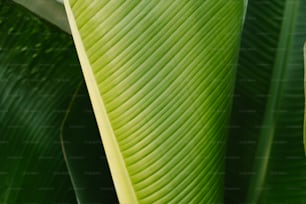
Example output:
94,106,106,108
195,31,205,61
0,2,82,203
226,0,306,203
61,83,118,203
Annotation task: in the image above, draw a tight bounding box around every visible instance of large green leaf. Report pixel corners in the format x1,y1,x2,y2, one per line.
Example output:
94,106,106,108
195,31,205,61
64,0,245,203
226,0,306,203
225,0,286,202
0,2,81,203
61,83,118,203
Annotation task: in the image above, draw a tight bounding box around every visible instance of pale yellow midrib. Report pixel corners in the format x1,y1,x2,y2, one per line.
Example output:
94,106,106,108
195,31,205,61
64,0,138,203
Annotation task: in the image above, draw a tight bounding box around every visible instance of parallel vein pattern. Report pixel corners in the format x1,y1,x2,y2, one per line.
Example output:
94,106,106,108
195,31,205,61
67,0,244,203
226,0,306,203
225,0,286,202
0,2,81,203
262,1,306,203
61,84,118,203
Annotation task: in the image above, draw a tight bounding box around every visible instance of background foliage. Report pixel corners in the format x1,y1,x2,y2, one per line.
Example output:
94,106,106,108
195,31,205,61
1,0,306,203
0,2,79,203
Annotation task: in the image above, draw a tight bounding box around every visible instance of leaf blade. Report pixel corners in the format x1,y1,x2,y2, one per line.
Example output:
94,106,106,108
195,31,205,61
227,0,306,203
0,2,82,203
61,83,118,203
65,0,245,203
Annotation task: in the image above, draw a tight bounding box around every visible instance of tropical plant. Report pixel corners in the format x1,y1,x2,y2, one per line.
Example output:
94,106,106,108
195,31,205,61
1,0,306,203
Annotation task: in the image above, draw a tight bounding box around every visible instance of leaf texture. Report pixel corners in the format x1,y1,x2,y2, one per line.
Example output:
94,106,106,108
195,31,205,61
225,0,286,202
65,0,245,203
226,0,306,203
0,2,81,203
261,2,306,201
61,83,118,203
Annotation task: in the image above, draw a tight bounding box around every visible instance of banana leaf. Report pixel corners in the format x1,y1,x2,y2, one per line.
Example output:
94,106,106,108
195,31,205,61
5,0,306,203
226,0,306,203
61,83,118,203
64,0,245,203
0,2,81,203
